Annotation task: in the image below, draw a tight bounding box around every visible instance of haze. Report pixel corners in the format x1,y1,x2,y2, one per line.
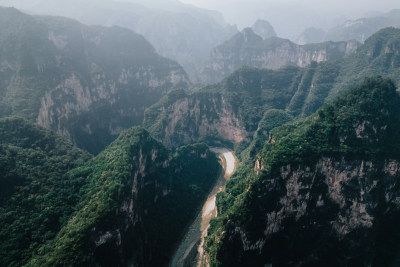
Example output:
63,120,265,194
180,0,400,39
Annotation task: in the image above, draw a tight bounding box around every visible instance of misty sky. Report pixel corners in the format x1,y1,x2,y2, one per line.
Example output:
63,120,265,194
180,0,400,39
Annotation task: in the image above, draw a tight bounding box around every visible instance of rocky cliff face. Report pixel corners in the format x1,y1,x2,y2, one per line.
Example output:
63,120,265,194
145,28,400,151
27,127,222,266
215,157,400,266
0,8,190,154
204,77,400,266
198,28,360,84
144,90,250,147
90,136,174,266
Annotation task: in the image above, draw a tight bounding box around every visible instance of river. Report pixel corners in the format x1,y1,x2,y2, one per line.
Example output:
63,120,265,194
170,147,236,267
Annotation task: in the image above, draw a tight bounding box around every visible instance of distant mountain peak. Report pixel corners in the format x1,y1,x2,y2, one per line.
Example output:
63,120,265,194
251,19,277,39
237,27,263,43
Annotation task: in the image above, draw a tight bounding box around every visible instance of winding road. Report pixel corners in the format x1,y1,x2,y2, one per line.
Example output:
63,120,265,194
170,147,236,267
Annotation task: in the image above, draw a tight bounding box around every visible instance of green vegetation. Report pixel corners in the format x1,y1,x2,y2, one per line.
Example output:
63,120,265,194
143,89,188,139
0,117,221,266
0,7,189,154
328,27,400,100
0,117,91,267
146,27,400,150
205,77,400,266
21,127,221,266
238,109,294,162
262,77,400,166
2,7,400,267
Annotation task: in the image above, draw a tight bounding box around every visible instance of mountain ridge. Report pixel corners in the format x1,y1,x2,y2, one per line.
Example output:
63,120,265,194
145,27,400,149
0,0,238,81
0,7,190,154
198,27,359,84
204,76,400,266
297,9,400,44
0,117,222,266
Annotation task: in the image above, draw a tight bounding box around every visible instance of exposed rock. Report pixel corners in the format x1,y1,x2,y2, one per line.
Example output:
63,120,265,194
198,28,360,84
145,92,250,147
0,8,190,154
204,77,400,266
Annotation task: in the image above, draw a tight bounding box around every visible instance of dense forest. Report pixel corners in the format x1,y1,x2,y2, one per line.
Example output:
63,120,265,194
205,77,400,266
1,120,221,266
144,27,400,149
1,2,400,267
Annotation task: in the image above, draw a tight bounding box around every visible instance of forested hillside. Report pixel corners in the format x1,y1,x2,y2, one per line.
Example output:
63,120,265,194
0,7,189,154
145,27,400,148
205,77,400,266
1,3,400,267
0,117,91,266
0,120,221,266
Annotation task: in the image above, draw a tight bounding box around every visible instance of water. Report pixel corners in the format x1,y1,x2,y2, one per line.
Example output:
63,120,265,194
170,148,236,267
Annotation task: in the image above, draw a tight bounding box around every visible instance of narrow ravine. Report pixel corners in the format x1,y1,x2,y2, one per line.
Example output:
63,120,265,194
170,147,236,267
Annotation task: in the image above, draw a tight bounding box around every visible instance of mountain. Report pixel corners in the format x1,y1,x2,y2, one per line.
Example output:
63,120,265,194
0,7,189,154
251,19,277,40
0,118,221,266
297,9,400,44
198,28,359,84
0,0,238,82
204,77,400,266
145,27,400,149
0,117,91,267
30,127,221,267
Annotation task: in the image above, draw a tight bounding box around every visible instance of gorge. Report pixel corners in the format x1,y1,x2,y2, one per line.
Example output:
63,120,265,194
171,148,236,267
1,3,400,267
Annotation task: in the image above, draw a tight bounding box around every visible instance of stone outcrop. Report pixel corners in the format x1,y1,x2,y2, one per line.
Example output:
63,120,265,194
144,92,250,147
214,157,400,266
204,77,400,266
198,28,360,84
0,8,190,154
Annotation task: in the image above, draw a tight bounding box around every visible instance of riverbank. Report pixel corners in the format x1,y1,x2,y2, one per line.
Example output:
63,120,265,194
170,148,237,267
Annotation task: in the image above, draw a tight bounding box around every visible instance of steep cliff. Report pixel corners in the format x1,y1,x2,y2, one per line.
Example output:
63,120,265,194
205,77,400,266
0,7,189,154
144,65,306,147
144,90,250,147
146,27,400,149
25,127,221,267
198,28,359,84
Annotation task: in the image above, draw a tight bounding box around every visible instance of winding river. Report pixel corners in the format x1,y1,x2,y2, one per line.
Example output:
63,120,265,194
170,148,236,267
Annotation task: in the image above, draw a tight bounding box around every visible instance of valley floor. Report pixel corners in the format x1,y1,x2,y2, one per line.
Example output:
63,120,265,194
170,148,236,267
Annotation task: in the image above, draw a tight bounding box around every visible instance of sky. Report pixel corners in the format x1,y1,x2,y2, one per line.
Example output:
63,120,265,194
179,0,400,39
